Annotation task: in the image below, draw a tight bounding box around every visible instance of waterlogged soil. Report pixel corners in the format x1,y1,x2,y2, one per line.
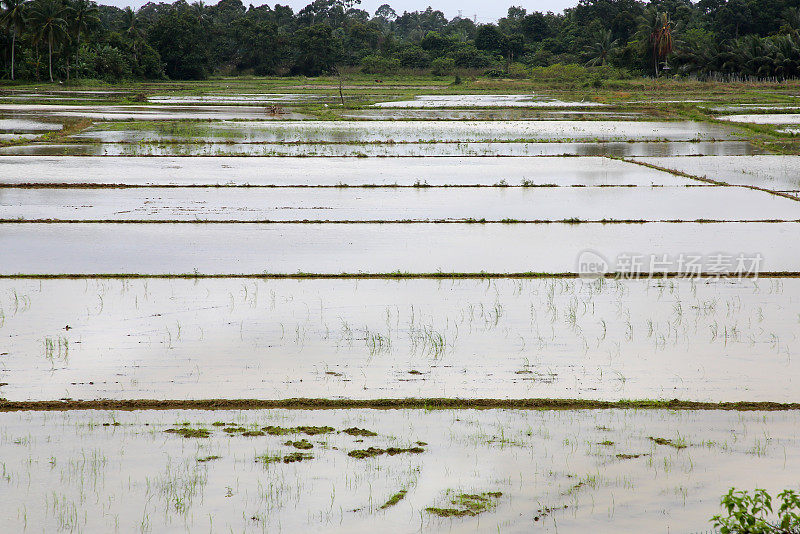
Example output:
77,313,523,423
0,118,63,132
341,109,640,120
0,222,798,274
372,94,604,108
0,104,309,121
73,120,741,144
708,105,800,113
632,156,800,192
717,113,800,125
0,156,699,187
0,133,40,141
1,185,798,222
0,408,799,533
148,94,324,104
1,278,799,401
0,141,764,157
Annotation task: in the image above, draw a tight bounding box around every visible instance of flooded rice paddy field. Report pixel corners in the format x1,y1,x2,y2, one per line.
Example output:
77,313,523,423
72,120,740,144
0,156,703,186
632,156,800,192
0,118,63,132
1,408,799,533
0,104,309,121
148,94,324,104
341,109,641,120
1,278,799,401
1,222,799,274
0,118,63,141
718,113,800,125
372,94,605,108
5,185,798,222
0,140,764,157
2,86,800,531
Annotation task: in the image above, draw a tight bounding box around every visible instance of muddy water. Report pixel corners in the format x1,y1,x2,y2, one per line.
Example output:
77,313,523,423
0,408,797,533
342,109,640,120
149,93,324,104
718,113,800,124
0,141,764,157
0,278,798,401
1,185,797,222
373,94,604,107
73,120,740,143
0,156,697,186
633,155,800,191
0,118,62,132
0,104,309,120
0,222,797,274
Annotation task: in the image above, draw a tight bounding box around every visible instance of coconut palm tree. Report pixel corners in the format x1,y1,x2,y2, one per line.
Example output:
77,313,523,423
0,0,28,80
121,6,143,59
584,29,619,67
636,7,675,76
191,0,209,29
29,0,68,82
67,0,99,78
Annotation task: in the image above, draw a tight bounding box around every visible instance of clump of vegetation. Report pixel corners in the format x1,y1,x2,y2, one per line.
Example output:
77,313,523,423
533,504,569,522
284,439,313,450
255,454,281,465
342,427,378,437
426,491,503,517
296,426,335,435
197,455,222,463
649,436,687,449
241,430,266,437
282,452,313,463
348,447,385,459
262,425,335,436
164,427,211,439
616,453,648,460
262,425,294,436
380,489,408,509
348,446,424,459
711,488,800,534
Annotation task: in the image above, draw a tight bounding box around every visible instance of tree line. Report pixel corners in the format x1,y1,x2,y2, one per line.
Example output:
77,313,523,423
1,0,800,82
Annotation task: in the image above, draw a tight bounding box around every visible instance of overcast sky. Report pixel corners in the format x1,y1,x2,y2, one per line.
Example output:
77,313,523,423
98,0,580,23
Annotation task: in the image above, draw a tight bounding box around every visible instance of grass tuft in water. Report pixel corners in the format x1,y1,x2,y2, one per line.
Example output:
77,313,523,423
380,489,408,509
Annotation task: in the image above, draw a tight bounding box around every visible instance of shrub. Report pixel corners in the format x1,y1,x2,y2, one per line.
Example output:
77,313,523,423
505,62,529,79
360,55,400,75
711,488,800,534
529,63,589,82
431,57,455,76
398,46,431,69
450,45,496,69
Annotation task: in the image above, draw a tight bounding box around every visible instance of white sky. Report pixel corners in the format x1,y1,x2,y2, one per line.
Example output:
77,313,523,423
98,0,580,23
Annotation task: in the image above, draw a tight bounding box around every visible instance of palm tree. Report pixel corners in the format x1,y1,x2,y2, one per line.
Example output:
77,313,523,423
653,13,674,73
67,0,99,78
636,7,675,76
191,0,208,28
0,0,27,80
121,6,142,61
29,0,68,82
584,29,619,67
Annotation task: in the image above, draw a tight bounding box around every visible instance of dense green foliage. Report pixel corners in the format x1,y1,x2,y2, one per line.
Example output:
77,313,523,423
711,488,800,533
1,0,800,81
